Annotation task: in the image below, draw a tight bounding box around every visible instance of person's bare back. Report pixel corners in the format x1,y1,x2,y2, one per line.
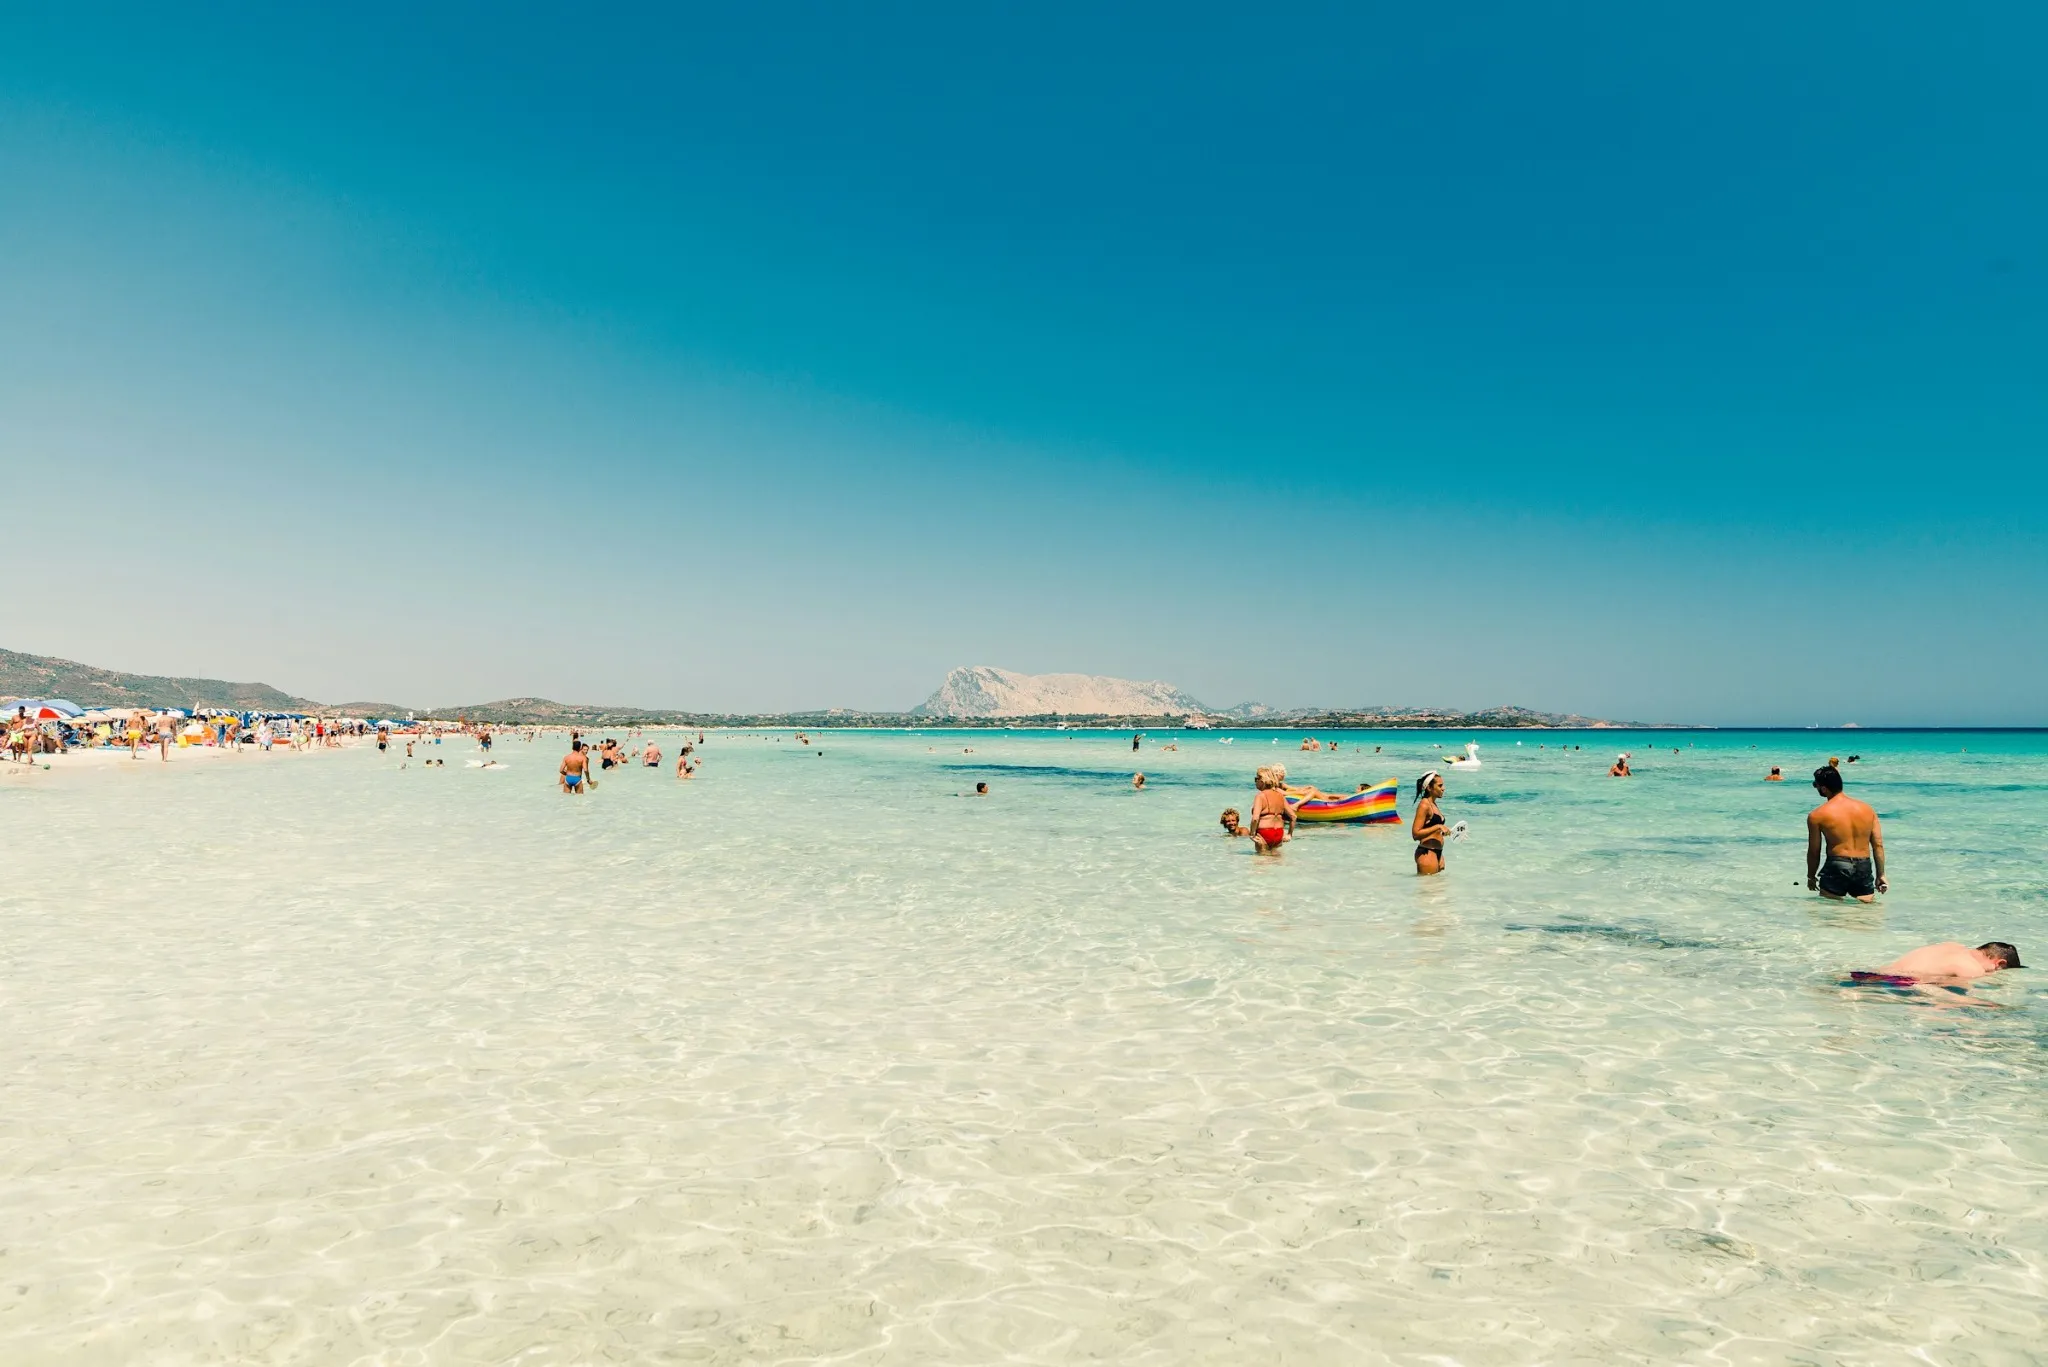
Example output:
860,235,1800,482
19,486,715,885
1806,765,1885,900
1873,941,2021,983
560,742,591,794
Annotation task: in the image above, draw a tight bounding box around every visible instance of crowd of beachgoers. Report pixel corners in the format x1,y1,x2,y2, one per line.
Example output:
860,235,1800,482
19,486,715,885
1,700,706,782
3,699,415,762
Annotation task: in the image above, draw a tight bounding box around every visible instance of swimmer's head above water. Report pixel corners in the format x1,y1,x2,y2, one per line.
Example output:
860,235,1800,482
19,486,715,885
1979,941,2024,970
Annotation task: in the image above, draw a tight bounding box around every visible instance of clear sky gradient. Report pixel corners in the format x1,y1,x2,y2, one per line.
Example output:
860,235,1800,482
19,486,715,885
4,4,2043,722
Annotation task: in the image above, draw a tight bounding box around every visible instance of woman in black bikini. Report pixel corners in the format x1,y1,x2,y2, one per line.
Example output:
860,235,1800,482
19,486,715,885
1412,770,1448,875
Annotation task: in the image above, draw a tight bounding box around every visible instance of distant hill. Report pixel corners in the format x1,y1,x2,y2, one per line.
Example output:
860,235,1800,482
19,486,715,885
904,666,1635,728
1266,704,1625,729
415,697,713,726
915,666,1206,719
0,646,319,712
2,646,1647,727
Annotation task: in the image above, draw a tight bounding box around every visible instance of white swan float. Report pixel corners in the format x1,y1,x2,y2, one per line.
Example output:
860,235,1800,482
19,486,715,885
1442,742,1482,769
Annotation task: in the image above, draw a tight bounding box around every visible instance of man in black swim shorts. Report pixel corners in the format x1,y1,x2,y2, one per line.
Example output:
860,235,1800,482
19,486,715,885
1806,765,1886,902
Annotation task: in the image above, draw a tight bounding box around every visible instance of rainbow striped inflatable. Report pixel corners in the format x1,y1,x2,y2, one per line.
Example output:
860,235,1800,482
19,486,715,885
1285,778,1401,824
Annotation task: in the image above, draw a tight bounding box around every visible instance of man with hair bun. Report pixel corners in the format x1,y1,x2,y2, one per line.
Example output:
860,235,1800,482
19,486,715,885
1806,764,1886,900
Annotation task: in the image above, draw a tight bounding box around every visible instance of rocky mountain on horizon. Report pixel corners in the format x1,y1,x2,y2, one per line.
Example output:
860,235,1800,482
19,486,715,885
914,666,1208,719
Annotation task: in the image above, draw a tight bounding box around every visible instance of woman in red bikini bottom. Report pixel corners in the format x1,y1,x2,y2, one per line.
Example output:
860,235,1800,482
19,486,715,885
1249,768,1293,852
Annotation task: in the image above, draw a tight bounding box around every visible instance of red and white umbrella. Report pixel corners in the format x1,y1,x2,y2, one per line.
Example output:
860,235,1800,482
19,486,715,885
9,700,83,722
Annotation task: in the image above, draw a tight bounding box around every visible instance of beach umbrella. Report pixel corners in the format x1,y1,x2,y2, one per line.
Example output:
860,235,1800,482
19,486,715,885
13,701,80,721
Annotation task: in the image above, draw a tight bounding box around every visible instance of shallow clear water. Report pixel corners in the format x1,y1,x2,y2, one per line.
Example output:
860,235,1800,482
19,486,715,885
4,728,2045,1363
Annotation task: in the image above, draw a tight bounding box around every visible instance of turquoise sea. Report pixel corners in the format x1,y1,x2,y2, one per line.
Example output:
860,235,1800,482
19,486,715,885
4,727,2045,1363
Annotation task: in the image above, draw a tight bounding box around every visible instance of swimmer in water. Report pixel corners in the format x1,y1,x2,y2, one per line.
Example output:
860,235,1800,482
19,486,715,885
644,740,662,768
1219,808,1245,836
1806,765,1885,901
1766,767,1783,781
560,741,590,794
1856,941,2021,986
1133,772,1146,790
1609,753,1632,777
1412,771,1448,875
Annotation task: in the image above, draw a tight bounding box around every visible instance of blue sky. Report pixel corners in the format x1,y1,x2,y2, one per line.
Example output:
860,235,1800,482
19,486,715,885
3,4,2044,722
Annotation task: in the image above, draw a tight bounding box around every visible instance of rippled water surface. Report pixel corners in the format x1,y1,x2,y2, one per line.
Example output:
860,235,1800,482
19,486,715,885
4,729,2045,1363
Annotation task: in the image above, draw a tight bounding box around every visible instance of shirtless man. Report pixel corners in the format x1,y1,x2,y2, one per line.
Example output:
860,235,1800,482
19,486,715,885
1806,765,1885,900
1861,941,2021,984
643,740,662,768
560,740,591,794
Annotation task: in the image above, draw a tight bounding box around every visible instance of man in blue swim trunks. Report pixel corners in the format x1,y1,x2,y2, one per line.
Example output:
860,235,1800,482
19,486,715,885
1806,765,1885,901
560,740,591,795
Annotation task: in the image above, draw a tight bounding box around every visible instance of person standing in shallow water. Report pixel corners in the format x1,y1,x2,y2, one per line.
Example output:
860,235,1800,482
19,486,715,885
1412,771,1449,875
560,740,591,795
1807,764,1885,900
1249,768,1292,852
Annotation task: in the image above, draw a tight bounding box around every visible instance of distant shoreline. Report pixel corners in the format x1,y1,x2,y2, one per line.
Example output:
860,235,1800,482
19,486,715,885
687,723,2044,734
